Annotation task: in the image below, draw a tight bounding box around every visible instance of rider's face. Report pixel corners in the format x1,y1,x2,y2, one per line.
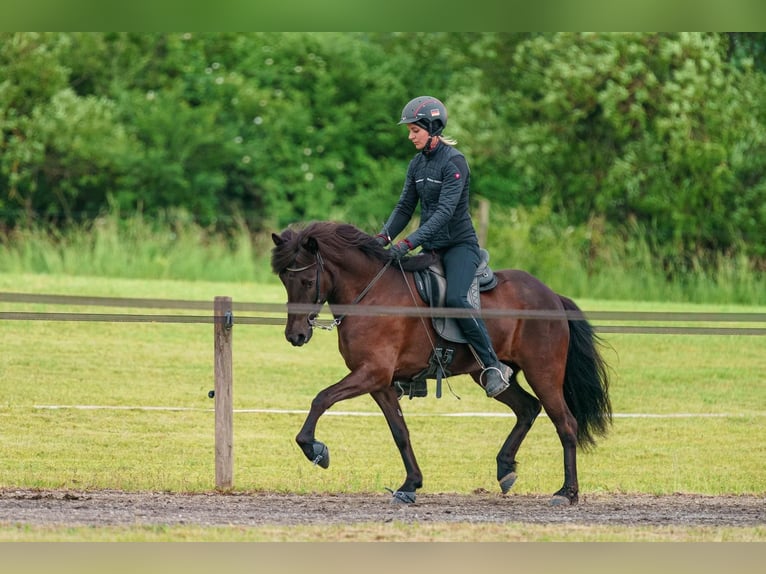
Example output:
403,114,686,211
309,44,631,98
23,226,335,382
407,124,431,150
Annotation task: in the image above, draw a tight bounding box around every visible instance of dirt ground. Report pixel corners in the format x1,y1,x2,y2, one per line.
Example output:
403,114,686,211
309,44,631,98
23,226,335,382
1,489,763,528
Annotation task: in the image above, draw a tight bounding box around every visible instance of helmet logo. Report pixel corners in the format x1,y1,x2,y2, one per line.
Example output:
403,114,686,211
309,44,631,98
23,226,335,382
430,109,441,117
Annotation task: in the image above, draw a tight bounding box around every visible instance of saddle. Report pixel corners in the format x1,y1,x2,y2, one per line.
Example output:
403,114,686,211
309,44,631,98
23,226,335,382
394,249,498,400
412,248,498,343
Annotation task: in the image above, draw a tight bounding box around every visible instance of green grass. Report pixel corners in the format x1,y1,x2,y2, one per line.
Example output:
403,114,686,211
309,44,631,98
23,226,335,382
0,211,276,284
0,273,764,541
485,205,766,305
1,208,764,304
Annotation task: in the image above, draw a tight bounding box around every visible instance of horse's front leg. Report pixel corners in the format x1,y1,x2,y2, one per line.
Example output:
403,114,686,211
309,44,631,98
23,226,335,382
370,386,422,504
295,368,387,470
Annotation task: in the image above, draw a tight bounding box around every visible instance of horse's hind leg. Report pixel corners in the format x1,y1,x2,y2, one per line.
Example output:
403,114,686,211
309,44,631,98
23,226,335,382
540,397,580,505
483,371,542,494
370,386,423,504
523,365,580,505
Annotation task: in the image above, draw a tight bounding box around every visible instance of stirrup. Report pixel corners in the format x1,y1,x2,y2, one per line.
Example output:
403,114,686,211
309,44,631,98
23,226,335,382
394,379,428,400
481,364,511,398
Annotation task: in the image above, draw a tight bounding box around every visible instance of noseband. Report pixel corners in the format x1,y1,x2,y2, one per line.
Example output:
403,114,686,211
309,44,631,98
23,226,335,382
285,250,392,331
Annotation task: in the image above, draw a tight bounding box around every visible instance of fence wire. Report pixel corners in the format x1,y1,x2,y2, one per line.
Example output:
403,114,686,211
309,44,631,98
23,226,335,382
1,291,765,335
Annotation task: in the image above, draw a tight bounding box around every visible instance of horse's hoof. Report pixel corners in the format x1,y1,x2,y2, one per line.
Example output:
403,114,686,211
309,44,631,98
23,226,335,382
549,495,571,506
390,490,417,505
311,441,330,468
499,472,517,494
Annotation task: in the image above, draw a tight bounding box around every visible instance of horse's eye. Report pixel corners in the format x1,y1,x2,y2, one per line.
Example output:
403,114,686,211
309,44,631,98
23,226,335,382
302,279,314,288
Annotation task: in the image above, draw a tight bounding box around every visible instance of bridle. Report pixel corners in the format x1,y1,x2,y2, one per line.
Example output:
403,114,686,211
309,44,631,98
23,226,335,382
285,251,326,314
285,250,392,331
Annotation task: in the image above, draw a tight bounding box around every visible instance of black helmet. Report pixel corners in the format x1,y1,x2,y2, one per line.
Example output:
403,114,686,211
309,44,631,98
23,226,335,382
398,96,447,136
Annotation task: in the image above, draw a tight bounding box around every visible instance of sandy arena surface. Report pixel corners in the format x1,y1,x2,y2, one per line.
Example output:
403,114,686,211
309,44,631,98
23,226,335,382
1,489,764,528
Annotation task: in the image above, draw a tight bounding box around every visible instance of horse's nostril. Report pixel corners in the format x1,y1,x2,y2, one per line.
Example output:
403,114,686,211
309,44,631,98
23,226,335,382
287,333,307,347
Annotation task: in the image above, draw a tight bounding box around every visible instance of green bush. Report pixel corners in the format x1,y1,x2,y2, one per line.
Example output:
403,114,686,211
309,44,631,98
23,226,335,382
487,33,766,263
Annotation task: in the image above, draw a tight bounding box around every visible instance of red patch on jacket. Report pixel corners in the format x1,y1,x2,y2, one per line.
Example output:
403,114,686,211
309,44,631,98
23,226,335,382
454,173,460,179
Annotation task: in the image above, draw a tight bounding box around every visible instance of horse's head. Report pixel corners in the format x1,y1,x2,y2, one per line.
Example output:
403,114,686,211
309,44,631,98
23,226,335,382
271,228,326,346
271,221,437,347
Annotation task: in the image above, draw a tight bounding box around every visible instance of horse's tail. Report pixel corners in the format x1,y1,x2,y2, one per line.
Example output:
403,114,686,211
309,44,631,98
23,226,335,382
559,295,613,450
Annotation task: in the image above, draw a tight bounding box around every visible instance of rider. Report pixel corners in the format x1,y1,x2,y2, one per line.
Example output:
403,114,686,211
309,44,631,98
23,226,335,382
375,96,511,398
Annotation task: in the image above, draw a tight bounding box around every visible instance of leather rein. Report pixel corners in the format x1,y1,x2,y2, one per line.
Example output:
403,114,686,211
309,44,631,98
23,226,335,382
285,251,393,331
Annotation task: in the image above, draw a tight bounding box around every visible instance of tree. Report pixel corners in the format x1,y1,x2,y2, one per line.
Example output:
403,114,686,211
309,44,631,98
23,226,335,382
481,32,766,261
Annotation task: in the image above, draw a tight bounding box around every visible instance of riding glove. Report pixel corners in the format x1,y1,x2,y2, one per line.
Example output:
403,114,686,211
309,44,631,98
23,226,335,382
389,240,411,262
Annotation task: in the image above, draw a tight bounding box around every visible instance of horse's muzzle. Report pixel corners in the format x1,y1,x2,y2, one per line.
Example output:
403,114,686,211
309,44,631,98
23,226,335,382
285,317,313,346
286,331,312,346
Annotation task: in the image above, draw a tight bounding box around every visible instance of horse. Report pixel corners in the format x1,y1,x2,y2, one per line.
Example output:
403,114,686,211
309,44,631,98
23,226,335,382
271,221,612,506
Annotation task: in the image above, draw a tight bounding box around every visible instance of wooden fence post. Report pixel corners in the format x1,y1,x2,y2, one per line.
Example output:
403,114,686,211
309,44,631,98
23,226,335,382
214,296,233,490
477,198,490,248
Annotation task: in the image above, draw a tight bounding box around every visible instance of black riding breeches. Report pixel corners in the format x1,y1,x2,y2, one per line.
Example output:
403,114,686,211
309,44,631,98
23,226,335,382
442,243,498,367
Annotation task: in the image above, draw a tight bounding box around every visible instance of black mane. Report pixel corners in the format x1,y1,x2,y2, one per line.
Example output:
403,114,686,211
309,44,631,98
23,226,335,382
271,221,436,273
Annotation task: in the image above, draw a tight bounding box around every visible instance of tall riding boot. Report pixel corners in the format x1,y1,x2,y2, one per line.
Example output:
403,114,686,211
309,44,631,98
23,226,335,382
456,315,512,398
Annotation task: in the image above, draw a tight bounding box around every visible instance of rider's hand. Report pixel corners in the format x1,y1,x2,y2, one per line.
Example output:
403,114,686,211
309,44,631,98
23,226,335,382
389,240,411,262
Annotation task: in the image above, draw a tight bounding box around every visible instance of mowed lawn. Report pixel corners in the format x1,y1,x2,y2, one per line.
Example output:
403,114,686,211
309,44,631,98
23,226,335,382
1,273,763,498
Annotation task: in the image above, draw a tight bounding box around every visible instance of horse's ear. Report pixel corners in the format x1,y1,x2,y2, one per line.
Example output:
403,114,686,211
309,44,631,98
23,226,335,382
273,229,295,246
303,236,319,254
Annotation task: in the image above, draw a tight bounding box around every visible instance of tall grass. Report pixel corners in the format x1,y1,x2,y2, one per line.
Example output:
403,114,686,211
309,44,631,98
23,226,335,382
0,206,763,305
0,210,275,284
486,203,765,305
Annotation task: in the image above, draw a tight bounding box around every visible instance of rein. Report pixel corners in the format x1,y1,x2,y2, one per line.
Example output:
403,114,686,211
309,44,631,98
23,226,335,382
287,251,392,331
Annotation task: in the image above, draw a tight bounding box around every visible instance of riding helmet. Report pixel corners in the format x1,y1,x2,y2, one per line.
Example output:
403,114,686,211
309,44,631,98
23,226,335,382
398,96,448,136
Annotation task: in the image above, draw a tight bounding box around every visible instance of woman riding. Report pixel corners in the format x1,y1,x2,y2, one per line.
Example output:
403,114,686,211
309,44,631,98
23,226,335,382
376,96,511,398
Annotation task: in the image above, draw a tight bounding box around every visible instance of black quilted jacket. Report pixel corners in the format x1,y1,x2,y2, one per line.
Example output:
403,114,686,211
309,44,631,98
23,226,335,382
381,141,478,251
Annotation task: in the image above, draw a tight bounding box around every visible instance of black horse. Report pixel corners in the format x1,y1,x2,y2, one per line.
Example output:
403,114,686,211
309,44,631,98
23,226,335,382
272,221,612,505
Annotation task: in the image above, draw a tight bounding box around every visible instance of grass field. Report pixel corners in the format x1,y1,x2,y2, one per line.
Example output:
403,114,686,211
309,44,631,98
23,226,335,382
1,273,764,541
